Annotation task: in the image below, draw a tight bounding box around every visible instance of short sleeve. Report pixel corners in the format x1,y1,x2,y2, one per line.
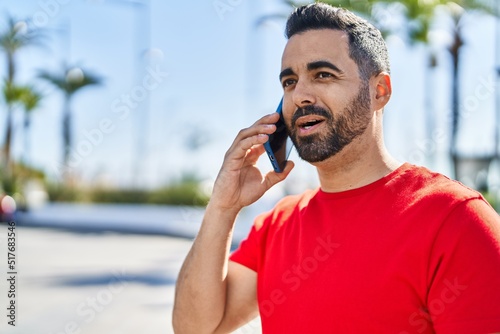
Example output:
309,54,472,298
427,198,500,334
229,212,271,273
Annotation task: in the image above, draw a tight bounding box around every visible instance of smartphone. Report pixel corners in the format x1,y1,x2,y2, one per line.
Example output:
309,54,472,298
263,98,294,173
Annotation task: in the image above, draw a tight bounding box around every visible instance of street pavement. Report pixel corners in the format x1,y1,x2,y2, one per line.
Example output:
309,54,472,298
0,226,262,334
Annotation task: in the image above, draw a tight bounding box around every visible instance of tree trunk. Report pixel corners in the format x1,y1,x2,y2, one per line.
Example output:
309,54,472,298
3,105,14,176
3,53,16,179
7,52,14,83
425,51,438,169
23,114,31,165
62,94,72,180
449,22,463,180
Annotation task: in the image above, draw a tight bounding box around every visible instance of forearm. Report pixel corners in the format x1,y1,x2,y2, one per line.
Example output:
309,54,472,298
173,112,292,332
173,203,240,334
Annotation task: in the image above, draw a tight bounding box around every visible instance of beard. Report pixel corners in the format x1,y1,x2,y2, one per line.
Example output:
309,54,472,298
288,81,372,163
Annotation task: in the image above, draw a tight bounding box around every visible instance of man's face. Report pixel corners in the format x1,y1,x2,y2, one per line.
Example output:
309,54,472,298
280,29,373,163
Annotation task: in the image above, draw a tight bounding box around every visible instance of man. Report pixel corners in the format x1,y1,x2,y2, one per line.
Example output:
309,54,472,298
173,3,500,333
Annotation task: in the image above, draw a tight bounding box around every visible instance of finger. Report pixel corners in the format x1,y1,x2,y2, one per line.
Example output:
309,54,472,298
229,133,269,163
223,113,281,171
230,113,280,149
226,115,279,160
251,112,280,128
264,160,295,189
243,144,266,165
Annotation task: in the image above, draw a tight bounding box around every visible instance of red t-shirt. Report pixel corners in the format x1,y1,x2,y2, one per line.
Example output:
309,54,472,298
230,163,500,333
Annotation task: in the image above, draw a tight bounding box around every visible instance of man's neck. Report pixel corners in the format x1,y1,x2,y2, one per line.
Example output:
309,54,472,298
313,131,401,193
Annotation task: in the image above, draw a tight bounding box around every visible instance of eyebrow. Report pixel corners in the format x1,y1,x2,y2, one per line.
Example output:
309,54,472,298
279,60,344,82
279,67,295,82
307,60,343,74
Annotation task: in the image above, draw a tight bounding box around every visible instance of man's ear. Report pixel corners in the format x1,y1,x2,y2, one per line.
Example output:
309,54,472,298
372,72,392,110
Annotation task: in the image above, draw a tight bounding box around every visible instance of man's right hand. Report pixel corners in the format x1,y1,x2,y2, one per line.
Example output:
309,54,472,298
209,112,294,214
173,113,294,334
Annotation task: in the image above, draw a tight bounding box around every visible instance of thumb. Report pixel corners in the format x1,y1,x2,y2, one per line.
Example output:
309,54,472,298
264,160,295,189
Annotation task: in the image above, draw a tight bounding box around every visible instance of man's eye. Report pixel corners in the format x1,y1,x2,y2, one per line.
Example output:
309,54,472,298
317,72,333,79
282,79,296,87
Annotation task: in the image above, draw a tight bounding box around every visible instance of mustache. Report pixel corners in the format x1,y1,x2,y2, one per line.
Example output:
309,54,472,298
291,105,332,128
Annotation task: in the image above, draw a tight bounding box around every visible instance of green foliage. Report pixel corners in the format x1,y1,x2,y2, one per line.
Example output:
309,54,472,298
1,176,16,194
46,183,84,203
14,161,45,180
2,82,42,110
149,182,210,206
0,17,40,54
0,16,41,82
287,0,498,44
46,177,210,207
3,80,24,104
1,162,45,194
89,189,149,204
18,85,42,111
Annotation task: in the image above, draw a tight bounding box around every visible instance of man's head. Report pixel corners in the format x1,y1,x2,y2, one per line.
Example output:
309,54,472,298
280,3,392,164
285,3,390,81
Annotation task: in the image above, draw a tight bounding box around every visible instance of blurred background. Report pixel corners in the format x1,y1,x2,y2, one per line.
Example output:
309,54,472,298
0,0,499,333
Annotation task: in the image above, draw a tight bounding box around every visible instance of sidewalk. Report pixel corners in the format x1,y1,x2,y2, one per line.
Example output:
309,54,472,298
14,202,257,245
0,226,262,334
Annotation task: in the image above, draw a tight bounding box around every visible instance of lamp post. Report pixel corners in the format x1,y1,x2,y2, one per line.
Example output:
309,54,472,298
495,0,500,160
106,0,151,188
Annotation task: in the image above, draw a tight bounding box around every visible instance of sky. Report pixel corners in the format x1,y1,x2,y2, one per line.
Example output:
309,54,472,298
0,0,499,194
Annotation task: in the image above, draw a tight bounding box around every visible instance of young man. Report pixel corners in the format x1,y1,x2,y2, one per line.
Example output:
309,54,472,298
173,3,500,333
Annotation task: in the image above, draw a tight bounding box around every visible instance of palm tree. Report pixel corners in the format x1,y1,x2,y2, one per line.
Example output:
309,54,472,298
383,0,495,179
2,81,25,165
439,1,495,180
38,65,101,175
0,83,39,193
282,0,496,179
0,16,40,174
17,86,43,165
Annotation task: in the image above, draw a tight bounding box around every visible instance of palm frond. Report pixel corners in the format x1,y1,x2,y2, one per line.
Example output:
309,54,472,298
0,15,41,54
18,86,43,112
2,80,25,104
38,65,102,96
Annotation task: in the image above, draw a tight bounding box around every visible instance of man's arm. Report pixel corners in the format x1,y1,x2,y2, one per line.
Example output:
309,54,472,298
172,113,294,333
173,205,257,334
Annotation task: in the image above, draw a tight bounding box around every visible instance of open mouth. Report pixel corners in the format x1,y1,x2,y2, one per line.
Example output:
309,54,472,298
296,116,326,133
300,119,323,129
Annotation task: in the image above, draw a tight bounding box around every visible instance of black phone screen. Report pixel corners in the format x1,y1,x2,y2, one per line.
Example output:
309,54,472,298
267,113,294,172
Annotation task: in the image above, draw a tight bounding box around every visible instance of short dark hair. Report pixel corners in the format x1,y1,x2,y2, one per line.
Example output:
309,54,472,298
285,3,390,80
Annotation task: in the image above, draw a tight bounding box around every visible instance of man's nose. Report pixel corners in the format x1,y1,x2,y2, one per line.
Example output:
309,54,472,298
292,79,316,108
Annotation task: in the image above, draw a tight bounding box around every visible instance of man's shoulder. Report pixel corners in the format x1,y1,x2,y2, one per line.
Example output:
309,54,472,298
402,164,480,198
393,164,484,211
253,189,319,229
